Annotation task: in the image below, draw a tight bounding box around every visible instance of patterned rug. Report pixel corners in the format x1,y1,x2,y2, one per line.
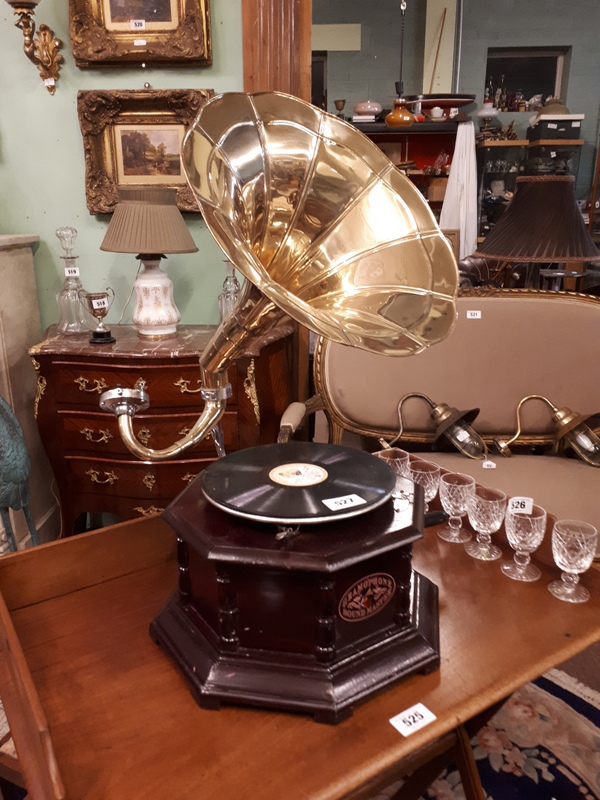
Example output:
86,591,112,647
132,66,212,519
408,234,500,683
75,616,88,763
375,668,600,800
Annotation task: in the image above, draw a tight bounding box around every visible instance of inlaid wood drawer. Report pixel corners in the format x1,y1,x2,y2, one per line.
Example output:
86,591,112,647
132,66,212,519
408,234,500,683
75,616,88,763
53,362,238,411
58,411,239,457
29,324,293,536
66,455,211,500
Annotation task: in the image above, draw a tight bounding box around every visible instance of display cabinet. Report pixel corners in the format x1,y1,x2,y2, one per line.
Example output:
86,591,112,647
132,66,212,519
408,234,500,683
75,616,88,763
353,121,458,219
29,325,293,536
526,139,584,177
477,139,528,238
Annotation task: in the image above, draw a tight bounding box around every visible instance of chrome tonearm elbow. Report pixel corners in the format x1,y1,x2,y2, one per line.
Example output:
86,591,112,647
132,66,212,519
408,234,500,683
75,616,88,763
99,383,232,461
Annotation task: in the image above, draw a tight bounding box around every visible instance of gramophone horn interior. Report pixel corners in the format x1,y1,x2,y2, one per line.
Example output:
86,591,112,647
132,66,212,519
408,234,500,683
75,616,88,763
183,91,458,356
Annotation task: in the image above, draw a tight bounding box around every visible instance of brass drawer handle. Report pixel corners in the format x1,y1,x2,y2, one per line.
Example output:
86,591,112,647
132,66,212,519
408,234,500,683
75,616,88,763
143,474,156,491
137,427,151,445
178,426,211,442
86,468,119,485
81,427,113,444
181,472,198,483
134,505,165,517
75,377,108,394
174,378,202,394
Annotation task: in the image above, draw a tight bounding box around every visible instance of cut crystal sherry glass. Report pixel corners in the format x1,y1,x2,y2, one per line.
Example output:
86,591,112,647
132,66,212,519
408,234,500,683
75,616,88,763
548,519,597,603
438,472,475,543
502,503,547,581
409,460,440,513
465,486,507,561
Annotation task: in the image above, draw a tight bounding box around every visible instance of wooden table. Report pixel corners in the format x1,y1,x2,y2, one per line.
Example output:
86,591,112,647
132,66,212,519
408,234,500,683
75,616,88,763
0,512,598,800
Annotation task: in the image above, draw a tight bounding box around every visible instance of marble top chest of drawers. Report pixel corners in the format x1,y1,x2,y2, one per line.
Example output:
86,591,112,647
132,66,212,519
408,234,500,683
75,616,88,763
29,325,293,536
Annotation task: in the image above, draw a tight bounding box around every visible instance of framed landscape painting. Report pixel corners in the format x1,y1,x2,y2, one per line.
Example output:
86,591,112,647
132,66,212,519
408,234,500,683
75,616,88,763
77,89,213,214
69,0,211,67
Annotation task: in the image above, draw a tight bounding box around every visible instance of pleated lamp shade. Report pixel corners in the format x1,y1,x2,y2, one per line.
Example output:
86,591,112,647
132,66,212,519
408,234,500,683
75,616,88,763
474,175,600,263
101,187,198,255
100,187,197,338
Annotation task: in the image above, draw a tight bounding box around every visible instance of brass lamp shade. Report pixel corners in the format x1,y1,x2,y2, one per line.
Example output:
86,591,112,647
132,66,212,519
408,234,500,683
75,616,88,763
474,175,600,263
101,187,198,255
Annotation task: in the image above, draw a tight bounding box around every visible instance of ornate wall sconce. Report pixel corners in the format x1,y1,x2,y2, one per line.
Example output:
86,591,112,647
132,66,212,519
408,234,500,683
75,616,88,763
395,392,488,459
4,0,64,94
495,394,600,467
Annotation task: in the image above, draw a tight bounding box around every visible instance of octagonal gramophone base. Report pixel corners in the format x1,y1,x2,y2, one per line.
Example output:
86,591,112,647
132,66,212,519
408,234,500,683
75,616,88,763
151,480,439,724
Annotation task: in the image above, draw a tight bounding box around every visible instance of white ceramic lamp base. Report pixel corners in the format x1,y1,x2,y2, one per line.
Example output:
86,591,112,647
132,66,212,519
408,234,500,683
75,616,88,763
133,258,180,338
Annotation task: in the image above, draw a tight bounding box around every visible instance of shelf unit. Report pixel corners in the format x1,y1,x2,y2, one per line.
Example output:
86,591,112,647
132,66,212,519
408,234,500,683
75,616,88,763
477,137,585,238
477,139,528,238
353,121,458,217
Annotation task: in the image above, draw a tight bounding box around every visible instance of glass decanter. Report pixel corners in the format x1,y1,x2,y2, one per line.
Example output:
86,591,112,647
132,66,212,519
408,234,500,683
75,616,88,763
55,226,89,335
218,260,240,322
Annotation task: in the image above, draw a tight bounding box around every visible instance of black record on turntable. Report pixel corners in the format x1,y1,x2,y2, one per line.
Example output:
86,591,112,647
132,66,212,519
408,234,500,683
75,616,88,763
201,441,395,524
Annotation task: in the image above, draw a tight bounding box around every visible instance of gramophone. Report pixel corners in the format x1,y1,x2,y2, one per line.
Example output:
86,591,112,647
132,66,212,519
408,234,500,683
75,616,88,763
99,92,459,722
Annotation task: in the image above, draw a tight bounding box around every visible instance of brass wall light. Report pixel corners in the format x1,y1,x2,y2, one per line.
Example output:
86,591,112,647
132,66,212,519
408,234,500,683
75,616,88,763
495,395,600,467
393,392,488,459
4,0,64,94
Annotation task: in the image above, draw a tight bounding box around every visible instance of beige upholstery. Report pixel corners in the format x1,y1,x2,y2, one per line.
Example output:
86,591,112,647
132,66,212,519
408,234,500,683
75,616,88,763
310,288,600,556
315,289,600,445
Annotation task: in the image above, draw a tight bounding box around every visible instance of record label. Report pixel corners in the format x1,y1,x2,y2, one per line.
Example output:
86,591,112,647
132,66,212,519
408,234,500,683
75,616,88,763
269,463,328,487
201,441,395,525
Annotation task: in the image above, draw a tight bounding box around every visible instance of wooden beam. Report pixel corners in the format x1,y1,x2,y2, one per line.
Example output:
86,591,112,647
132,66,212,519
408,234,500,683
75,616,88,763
242,0,312,100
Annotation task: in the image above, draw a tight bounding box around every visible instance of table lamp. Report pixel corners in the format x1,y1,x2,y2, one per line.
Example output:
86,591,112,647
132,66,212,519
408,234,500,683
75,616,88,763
101,187,198,338
473,175,600,286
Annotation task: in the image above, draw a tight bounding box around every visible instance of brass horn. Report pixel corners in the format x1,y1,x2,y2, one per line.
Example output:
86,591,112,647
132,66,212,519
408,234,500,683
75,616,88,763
100,91,458,460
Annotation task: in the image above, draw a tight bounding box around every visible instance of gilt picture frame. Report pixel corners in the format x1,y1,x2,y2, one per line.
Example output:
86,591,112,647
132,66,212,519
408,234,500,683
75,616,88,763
77,89,213,214
69,0,211,67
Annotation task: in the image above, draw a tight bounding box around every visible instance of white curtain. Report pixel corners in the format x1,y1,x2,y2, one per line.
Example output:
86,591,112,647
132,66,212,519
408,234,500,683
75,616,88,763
439,121,478,260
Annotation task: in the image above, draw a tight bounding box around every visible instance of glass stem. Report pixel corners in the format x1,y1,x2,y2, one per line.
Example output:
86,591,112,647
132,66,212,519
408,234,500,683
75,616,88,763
561,571,579,591
449,515,461,530
514,551,530,569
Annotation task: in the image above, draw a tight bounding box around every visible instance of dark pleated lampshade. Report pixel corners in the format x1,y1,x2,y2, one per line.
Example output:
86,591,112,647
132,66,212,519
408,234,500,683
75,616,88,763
474,175,600,263
101,187,198,255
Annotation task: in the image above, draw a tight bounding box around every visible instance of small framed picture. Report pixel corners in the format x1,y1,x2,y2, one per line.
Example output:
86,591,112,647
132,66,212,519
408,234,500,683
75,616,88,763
442,229,460,260
69,0,211,67
114,125,187,185
77,89,213,214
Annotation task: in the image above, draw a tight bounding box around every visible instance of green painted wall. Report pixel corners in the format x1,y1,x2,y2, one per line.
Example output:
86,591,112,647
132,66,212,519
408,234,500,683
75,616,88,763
0,0,243,331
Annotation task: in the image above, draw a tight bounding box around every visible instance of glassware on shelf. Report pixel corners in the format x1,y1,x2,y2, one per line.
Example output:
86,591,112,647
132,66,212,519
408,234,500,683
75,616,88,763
465,486,507,561
502,503,547,581
334,99,346,119
218,260,240,323
409,460,440,513
548,519,597,603
438,472,475,543
55,226,90,335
